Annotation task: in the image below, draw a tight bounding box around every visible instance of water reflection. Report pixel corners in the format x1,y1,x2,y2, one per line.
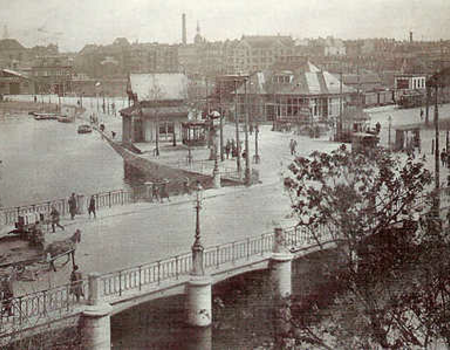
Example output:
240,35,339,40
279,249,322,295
0,115,126,207
111,249,341,349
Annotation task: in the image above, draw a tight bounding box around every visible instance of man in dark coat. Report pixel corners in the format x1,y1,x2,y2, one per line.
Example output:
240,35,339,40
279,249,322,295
50,206,64,232
70,265,84,302
68,193,77,220
88,195,96,219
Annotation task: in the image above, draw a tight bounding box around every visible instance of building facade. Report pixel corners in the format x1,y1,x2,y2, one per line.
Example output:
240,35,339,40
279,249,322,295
120,73,190,145
31,56,73,95
0,68,34,95
234,61,355,124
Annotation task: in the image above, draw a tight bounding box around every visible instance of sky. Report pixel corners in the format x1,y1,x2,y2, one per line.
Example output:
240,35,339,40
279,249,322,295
1,0,450,52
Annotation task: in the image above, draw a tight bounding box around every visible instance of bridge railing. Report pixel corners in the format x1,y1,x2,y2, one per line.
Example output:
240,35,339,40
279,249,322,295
0,225,332,332
99,228,317,300
0,279,89,330
0,187,146,226
101,252,193,297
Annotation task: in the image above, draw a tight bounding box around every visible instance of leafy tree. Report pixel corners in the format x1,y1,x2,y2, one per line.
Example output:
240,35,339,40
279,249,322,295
279,144,450,349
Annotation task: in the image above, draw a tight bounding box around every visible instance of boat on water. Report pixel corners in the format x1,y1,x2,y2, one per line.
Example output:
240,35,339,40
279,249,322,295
77,124,92,134
32,112,58,121
57,115,74,123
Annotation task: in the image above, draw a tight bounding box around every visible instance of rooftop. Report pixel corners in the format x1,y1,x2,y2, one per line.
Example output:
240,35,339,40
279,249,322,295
129,73,189,102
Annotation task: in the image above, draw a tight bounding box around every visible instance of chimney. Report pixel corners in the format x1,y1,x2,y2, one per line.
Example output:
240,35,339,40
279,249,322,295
409,31,413,43
182,13,187,45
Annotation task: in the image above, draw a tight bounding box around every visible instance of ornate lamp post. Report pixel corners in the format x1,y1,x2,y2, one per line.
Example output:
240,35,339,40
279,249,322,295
209,111,221,188
388,115,392,152
253,123,260,164
191,181,204,276
95,82,101,112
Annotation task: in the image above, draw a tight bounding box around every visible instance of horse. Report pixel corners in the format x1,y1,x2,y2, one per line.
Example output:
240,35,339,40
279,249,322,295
44,230,81,272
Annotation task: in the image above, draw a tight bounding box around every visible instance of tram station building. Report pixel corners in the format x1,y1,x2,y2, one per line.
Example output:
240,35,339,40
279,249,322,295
120,73,191,145
233,60,355,125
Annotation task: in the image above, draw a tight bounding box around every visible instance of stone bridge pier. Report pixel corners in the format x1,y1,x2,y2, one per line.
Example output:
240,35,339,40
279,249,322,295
79,227,295,349
80,273,113,350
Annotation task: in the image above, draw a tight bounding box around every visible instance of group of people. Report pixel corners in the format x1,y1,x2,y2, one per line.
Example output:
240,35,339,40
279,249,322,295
149,181,171,203
49,193,96,234
224,139,244,159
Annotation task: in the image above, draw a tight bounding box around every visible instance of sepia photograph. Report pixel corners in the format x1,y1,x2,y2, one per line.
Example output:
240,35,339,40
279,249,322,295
0,0,450,348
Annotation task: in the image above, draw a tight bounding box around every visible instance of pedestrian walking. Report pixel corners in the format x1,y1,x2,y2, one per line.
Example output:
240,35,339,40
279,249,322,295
420,109,424,121
70,265,84,302
441,149,447,167
68,193,77,220
183,178,191,196
231,144,236,158
88,195,96,219
50,205,64,233
70,229,82,244
151,183,161,203
1,276,13,316
160,180,171,203
225,140,231,159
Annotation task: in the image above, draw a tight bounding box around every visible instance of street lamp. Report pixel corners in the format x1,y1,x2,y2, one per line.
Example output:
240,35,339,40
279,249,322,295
253,123,260,164
388,115,392,152
191,181,204,276
95,82,101,112
209,111,221,188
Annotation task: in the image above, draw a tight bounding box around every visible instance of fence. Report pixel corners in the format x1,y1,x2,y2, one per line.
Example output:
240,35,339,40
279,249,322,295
0,280,89,331
167,158,241,181
0,187,147,227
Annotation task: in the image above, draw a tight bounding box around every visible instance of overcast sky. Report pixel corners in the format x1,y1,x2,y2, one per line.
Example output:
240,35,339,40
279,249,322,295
1,0,450,52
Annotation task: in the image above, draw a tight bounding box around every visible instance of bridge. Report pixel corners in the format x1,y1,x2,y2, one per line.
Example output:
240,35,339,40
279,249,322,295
0,225,339,349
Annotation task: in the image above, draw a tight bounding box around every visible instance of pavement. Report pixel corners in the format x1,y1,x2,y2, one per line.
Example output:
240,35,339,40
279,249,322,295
6,95,450,299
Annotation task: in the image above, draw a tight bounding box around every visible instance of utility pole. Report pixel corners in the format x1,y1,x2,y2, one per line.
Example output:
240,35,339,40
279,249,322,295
244,78,251,186
234,79,241,176
434,84,440,215
218,82,224,162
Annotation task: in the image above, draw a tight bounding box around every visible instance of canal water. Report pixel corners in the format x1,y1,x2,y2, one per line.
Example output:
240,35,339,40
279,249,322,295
0,113,126,207
111,249,341,350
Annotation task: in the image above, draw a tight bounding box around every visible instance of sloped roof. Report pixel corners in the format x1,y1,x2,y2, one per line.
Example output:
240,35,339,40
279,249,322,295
236,62,354,96
129,73,189,102
119,104,190,120
341,74,382,86
241,35,294,49
0,39,25,50
0,68,29,79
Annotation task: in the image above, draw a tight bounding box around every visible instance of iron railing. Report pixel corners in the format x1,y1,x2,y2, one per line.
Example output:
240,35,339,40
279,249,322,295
0,225,333,332
0,279,88,331
0,186,147,226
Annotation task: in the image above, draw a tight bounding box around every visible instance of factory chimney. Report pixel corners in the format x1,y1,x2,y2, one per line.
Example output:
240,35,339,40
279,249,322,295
182,14,187,45
409,31,413,43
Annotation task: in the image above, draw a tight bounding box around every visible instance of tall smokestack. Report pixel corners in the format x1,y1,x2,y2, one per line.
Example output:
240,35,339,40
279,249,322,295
410,31,413,43
182,13,187,45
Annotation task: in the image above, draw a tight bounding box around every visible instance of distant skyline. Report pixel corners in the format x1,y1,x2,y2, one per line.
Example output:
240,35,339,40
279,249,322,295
1,0,450,52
